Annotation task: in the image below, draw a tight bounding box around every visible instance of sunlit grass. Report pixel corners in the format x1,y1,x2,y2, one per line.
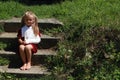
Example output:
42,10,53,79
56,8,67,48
0,0,119,29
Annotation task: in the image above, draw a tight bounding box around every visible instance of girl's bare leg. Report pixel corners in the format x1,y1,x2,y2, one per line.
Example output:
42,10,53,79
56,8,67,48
19,45,26,70
25,45,33,70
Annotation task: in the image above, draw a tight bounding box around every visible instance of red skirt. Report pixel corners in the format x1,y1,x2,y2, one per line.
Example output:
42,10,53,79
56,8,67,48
30,43,38,54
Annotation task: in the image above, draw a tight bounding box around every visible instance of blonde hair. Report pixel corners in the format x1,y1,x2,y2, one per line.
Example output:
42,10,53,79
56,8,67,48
21,11,39,36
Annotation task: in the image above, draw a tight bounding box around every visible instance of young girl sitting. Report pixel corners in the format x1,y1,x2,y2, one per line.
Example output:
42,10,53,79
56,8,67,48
17,11,41,70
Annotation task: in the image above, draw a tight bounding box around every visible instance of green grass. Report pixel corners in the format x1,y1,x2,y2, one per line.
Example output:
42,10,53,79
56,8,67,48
0,0,119,28
0,0,120,79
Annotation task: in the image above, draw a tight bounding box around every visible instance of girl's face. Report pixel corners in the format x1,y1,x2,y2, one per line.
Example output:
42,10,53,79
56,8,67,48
24,15,35,27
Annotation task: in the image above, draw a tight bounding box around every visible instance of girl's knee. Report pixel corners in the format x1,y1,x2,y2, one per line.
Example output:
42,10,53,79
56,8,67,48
25,45,32,51
19,45,25,49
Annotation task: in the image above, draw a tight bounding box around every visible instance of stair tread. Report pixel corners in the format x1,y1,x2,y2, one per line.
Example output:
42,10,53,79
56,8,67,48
0,49,57,55
3,18,63,25
1,18,63,32
0,32,60,39
0,65,51,75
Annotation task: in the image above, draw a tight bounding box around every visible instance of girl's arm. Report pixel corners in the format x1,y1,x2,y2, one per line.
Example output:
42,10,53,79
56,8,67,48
17,29,26,44
25,35,41,44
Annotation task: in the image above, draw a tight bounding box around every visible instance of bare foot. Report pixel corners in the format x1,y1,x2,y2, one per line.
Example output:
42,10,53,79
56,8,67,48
26,63,31,70
20,64,26,70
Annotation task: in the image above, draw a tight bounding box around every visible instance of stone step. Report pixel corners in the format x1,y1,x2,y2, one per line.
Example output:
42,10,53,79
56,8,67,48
0,32,60,39
0,49,56,67
0,18,63,32
0,32,61,50
0,49,57,56
0,65,51,75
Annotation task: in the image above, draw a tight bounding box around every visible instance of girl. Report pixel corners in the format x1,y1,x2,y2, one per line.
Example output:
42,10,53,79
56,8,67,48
17,11,41,70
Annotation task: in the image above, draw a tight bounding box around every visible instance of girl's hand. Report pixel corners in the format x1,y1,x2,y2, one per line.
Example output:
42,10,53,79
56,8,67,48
18,39,26,45
21,41,26,44
23,41,28,45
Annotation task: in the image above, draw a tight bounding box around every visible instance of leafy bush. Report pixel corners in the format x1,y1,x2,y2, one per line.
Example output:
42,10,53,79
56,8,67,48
0,56,9,65
71,27,120,80
47,25,120,80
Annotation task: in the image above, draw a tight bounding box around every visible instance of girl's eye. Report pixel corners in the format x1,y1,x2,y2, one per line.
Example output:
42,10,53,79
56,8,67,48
28,19,32,21
26,19,32,21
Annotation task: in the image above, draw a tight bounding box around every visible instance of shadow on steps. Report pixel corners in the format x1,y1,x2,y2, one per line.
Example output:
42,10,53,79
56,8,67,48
0,52,49,68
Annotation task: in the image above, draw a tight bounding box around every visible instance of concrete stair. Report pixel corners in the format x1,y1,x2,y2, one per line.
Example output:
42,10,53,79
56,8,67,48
0,32,61,50
1,18,63,32
0,18,63,75
0,65,50,75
